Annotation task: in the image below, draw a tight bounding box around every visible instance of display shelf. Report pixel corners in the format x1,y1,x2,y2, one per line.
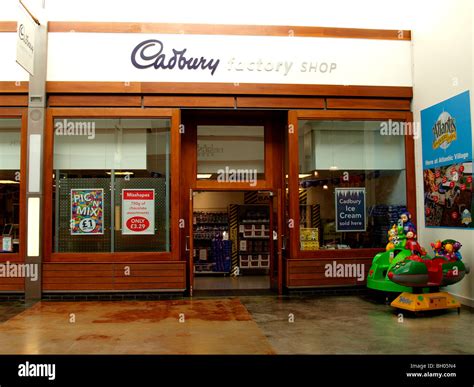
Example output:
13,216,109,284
194,270,230,275
194,222,229,225
239,266,270,270
193,210,232,274
237,204,271,271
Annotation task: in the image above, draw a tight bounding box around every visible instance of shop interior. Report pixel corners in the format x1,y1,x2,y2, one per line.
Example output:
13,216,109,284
192,190,273,291
297,119,408,251
0,119,21,254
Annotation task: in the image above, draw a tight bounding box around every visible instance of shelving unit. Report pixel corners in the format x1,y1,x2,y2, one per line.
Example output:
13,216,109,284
237,205,271,270
193,210,231,274
299,203,321,250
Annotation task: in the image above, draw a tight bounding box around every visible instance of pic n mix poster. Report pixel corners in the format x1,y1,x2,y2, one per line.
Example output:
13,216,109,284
70,189,104,235
421,90,473,228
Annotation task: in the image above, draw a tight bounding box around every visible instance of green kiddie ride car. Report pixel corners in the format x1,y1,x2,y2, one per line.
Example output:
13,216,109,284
367,224,414,293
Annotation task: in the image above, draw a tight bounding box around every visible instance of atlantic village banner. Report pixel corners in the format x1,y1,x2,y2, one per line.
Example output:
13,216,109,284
421,91,473,228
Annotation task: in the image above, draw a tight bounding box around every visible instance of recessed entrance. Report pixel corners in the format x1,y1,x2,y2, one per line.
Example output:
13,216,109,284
190,190,279,292
181,110,286,295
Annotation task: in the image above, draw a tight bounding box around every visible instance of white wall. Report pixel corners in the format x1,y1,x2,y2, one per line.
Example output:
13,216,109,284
411,0,474,306
1,0,415,28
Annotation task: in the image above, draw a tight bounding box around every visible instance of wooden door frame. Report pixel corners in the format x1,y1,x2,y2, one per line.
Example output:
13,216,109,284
189,188,284,294
0,108,27,264
188,188,194,296
43,108,181,262
181,110,286,294
287,109,416,261
267,188,283,294
181,109,281,191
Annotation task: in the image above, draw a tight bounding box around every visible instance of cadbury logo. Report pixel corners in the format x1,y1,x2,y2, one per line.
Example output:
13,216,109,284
18,24,34,53
131,39,220,75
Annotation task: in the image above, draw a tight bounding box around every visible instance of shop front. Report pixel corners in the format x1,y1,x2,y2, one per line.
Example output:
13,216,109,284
0,109,27,293
0,21,415,296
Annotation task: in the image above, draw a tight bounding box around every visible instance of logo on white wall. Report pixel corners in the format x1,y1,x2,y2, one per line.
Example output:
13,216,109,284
130,38,338,79
131,39,221,75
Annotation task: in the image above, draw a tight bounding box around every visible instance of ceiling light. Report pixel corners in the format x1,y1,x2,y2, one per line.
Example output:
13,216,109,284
329,166,339,171
323,184,329,190
106,171,135,175
197,174,212,179
0,180,19,184
285,174,312,179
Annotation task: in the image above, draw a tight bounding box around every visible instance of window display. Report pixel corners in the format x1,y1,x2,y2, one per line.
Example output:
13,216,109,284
298,120,407,250
0,119,21,253
52,118,171,253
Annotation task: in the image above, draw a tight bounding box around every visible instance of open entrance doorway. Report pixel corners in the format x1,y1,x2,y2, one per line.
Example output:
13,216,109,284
188,189,283,295
181,109,287,296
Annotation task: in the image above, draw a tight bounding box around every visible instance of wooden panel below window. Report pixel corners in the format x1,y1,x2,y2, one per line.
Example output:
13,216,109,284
48,253,176,262
0,277,25,291
42,262,186,291
286,257,373,288
326,98,411,110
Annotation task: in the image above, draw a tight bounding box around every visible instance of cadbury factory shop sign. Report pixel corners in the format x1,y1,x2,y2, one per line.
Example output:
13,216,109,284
16,3,37,76
47,33,412,86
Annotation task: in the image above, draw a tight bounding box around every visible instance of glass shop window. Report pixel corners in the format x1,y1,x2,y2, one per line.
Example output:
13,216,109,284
0,119,22,253
196,125,265,182
298,120,407,251
52,118,171,253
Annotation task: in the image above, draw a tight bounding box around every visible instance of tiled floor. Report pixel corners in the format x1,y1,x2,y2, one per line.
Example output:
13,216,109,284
0,298,274,354
0,295,473,354
0,301,29,323
241,295,474,354
194,275,270,290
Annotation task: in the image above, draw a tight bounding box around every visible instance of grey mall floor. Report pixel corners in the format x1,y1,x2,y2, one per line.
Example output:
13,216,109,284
0,295,472,354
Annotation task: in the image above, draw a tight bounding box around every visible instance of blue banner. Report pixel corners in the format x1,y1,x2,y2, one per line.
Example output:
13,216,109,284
421,91,473,228
421,91,472,169
335,188,366,232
